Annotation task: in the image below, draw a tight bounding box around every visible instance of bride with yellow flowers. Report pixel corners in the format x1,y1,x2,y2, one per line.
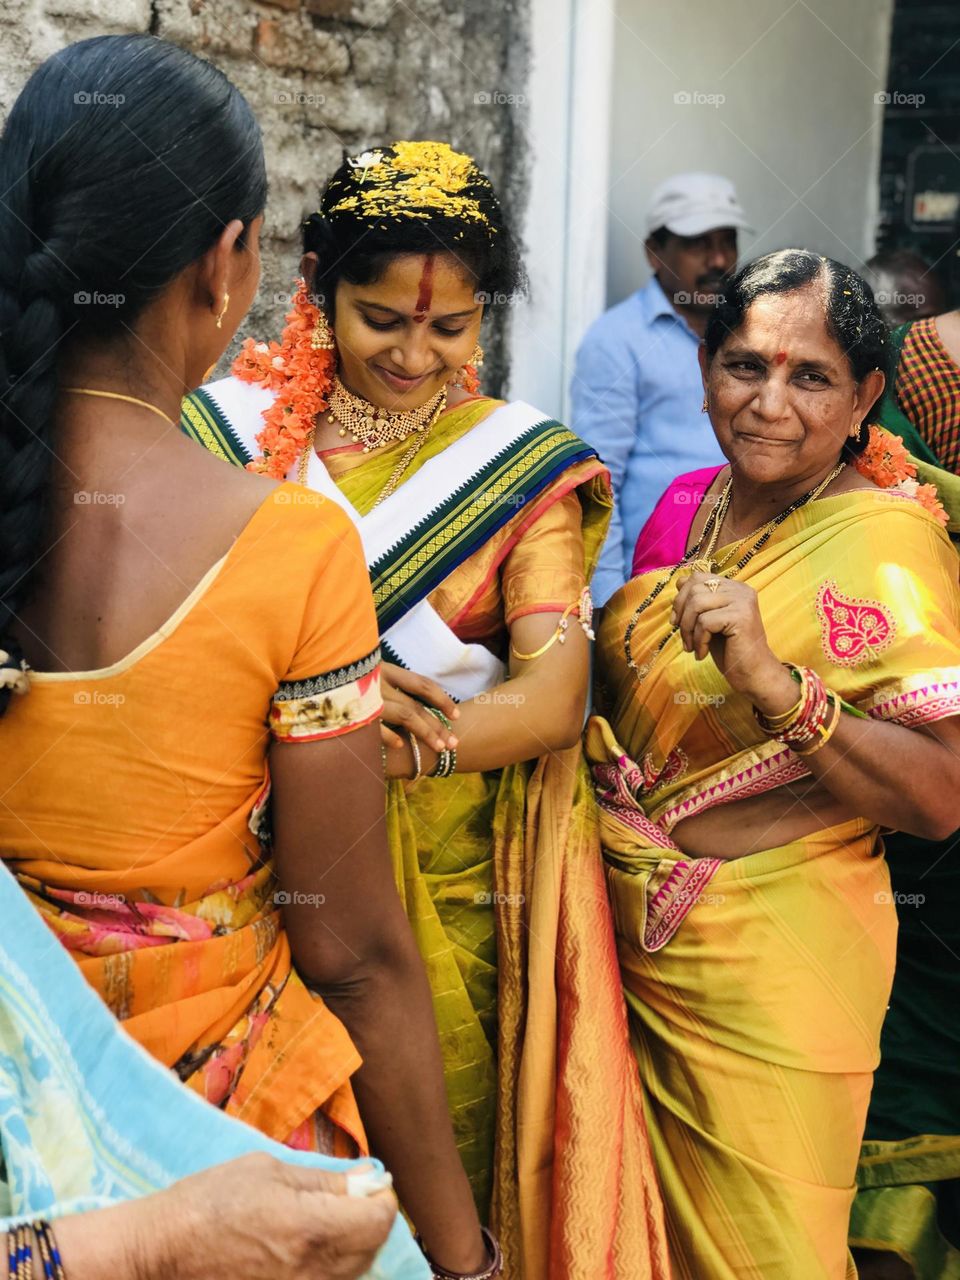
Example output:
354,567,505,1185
181,141,670,1279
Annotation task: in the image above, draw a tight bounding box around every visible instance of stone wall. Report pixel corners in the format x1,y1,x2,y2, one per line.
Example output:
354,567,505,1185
0,0,531,390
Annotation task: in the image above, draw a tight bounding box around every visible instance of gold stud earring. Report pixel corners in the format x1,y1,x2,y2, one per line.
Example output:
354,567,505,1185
849,420,861,439
215,292,230,330
701,395,709,413
312,310,336,350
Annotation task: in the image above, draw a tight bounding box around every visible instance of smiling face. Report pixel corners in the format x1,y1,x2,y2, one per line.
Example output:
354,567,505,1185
701,282,884,488
330,252,483,409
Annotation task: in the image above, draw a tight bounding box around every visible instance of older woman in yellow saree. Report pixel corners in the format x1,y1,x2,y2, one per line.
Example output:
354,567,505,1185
590,249,960,1280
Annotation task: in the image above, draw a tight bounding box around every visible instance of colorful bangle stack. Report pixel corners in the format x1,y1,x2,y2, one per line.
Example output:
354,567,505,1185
6,1222,66,1280
416,1226,503,1280
754,663,843,757
425,706,457,778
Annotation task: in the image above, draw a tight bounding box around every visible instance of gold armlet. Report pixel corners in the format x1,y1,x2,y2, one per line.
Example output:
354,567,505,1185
510,588,595,662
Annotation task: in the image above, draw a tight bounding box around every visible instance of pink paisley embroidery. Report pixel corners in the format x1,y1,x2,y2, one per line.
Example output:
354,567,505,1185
816,579,896,667
641,747,688,792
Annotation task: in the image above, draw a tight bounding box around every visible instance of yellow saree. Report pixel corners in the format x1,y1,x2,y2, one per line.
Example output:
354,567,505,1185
295,397,670,1279
589,484,960,1280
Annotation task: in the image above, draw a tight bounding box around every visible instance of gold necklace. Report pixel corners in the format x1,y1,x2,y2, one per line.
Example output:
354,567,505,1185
296,404,442,504
329,377,447,452
62,386,175,426
623,461,846,682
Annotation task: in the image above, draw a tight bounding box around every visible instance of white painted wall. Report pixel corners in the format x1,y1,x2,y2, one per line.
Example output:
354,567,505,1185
507,0,615,422
606,0,894,306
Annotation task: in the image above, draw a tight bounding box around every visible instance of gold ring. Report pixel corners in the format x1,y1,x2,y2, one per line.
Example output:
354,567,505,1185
705,577,722,593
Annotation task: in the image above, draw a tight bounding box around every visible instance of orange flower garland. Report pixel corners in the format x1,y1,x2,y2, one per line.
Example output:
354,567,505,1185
232,279,335,479
854,424,949,527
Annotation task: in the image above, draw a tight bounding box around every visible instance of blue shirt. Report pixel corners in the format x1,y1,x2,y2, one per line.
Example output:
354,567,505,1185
571,276,726,605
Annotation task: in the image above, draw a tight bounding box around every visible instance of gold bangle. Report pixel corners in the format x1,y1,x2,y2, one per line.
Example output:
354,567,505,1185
510,589,595,663
791,692,843,756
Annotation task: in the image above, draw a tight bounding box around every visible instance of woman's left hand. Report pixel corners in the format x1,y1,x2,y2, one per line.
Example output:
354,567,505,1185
670,570,788,704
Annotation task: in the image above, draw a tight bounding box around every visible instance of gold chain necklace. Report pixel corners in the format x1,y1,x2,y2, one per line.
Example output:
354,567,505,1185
329,377,447,452
623,461,846,682
62,386,175,426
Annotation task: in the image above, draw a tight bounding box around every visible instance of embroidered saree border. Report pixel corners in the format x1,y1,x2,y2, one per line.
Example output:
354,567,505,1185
180,389,253,467
370,423,594,633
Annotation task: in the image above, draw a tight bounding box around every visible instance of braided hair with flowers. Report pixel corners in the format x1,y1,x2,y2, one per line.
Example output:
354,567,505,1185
234,141,525,479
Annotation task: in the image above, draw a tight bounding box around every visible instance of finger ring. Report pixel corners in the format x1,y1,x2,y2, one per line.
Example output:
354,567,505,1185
705,577,722,593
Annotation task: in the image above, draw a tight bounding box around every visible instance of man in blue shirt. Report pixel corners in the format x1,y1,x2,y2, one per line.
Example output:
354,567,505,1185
572,172,750,604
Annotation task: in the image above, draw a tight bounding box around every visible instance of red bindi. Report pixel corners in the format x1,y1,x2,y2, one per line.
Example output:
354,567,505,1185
413,254,435,323
774,350,788,365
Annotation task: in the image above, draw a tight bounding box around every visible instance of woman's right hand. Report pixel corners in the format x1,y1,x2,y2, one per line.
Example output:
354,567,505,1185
380,661,459,753
55,1153,398,1280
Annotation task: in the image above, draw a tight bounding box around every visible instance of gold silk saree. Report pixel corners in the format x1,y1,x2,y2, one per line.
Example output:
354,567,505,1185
590,485,960,1280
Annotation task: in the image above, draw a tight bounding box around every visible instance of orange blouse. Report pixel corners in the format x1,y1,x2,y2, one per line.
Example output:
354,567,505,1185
0,484,382,1153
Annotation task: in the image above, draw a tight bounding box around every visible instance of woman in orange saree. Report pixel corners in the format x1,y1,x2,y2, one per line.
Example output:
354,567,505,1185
590,250,960,1279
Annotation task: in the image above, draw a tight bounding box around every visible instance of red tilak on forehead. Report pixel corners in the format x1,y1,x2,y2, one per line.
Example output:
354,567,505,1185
413,255,435,323
774,350,788,365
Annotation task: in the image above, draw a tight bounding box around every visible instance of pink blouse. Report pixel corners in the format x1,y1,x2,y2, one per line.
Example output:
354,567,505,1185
630,465,725,577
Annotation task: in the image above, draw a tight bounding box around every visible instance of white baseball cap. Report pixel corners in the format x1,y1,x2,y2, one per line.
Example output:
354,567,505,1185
644,172,751,239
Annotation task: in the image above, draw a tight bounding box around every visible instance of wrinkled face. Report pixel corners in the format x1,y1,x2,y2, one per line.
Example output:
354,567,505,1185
648,228,737,313
702,283,882,487
332,252,483,409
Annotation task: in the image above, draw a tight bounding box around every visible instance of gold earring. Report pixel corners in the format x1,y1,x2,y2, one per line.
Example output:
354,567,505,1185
215,292,230,330
312,311,336,350
701,396,708,413
471,343,484,366
849,420,861,439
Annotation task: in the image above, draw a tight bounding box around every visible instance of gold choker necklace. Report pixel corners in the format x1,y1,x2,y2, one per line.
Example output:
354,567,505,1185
329,377,447,453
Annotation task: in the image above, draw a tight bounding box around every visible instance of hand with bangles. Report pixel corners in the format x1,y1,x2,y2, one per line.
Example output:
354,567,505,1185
10,1156,397,1280
379,662,460,779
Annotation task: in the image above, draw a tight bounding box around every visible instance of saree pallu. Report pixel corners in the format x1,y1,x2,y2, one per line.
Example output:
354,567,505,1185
311,399,672,1279
0,861,428,1279
591,485,960,1280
